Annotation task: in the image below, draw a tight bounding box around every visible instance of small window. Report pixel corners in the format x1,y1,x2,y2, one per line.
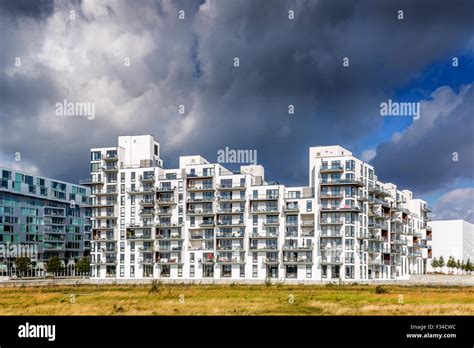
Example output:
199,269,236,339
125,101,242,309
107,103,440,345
252,265,258,278
190,265,195,277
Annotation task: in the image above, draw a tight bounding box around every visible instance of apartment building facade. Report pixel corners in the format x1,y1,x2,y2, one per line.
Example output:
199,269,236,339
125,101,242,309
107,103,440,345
0,168,91,271
87,136,431,282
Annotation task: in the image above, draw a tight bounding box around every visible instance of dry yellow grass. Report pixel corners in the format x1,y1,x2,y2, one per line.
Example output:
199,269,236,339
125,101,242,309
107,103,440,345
0,283,472,315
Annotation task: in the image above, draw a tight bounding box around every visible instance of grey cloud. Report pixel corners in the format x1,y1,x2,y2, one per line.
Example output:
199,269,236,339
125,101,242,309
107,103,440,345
0,0,472,189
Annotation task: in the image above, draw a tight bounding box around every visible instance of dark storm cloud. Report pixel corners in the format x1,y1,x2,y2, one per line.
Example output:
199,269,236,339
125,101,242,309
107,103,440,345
372,85,474,194
0,0,55,19
0,0,472,193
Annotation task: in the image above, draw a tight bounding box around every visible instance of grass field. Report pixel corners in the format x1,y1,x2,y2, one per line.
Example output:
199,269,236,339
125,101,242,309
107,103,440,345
0,283,473,315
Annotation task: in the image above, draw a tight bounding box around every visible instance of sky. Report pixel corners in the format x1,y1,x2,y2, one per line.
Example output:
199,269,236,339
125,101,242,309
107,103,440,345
0,0,473,222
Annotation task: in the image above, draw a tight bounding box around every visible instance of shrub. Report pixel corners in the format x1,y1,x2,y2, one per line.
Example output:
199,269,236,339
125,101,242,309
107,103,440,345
375,285,388,294
149,280,161,294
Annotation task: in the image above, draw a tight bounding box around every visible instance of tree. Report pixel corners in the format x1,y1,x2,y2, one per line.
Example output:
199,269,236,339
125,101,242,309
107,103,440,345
456,259,461,274
466,259,472,275
438,256,445,273
45,256,63,275
430,258,439,273
447,256,456,274
75,257,90,274
15,257,31,277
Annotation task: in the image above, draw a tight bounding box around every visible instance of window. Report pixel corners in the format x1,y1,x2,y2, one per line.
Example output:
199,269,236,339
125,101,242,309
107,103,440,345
131,172,135,182
190,265,195,277
154,144,158,156
131,242,135,252
253,215,258,225
120,265,124,277
121,173,125,182
306,200,312,212
178,265,183,277
130,266,135,277
190,253,195,263
252,265,258,278
253,252,258,263
240,265,245,277
91,151,101,161
91,163,101,172
322,265,327,278
306,265,312,278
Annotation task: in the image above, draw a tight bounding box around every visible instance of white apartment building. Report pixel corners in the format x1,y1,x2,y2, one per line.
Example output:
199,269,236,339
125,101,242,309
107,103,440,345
426,219,473,273
86,136,432,282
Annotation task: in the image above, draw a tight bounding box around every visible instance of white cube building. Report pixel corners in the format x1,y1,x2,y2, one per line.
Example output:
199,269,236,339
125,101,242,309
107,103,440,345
426,219,473,273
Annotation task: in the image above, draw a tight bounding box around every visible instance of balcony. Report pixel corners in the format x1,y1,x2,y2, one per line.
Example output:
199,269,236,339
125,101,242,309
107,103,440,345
320,192,344,199
139,209,155,217
250,206,279,214
369,198,390,207
320,219,344,225
320,178,364,187
216,232,245,239
156,186,176,192
92,214,117,220
155,222,181,228
102,165,118,173
156,233,183,240
200,257,215,264
88,201,116,208
139,175,155,183
216,183,246,190
283,257,313,265
102,154,118,162
368,186,391,197
216,208,244,214
249,245,278,252
283,245,313,251
217,220,245,227
156,198,176,205
249,194,279,201
249,233,278,239
156,258,183,265
139,199,155,207
216,257,245,264
127,187,155,195
320,231,343,238
282,204,299,212
216,196,246,203
93,189,118,196
263,220,280,226
188,209,214,216
128,234,154,241
320,165,344,173
320,205,363,213
79,178,104,185
92,224,115,231
186,172,214,179
187,185,214,192
187,197,214,203
156,209,172,216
